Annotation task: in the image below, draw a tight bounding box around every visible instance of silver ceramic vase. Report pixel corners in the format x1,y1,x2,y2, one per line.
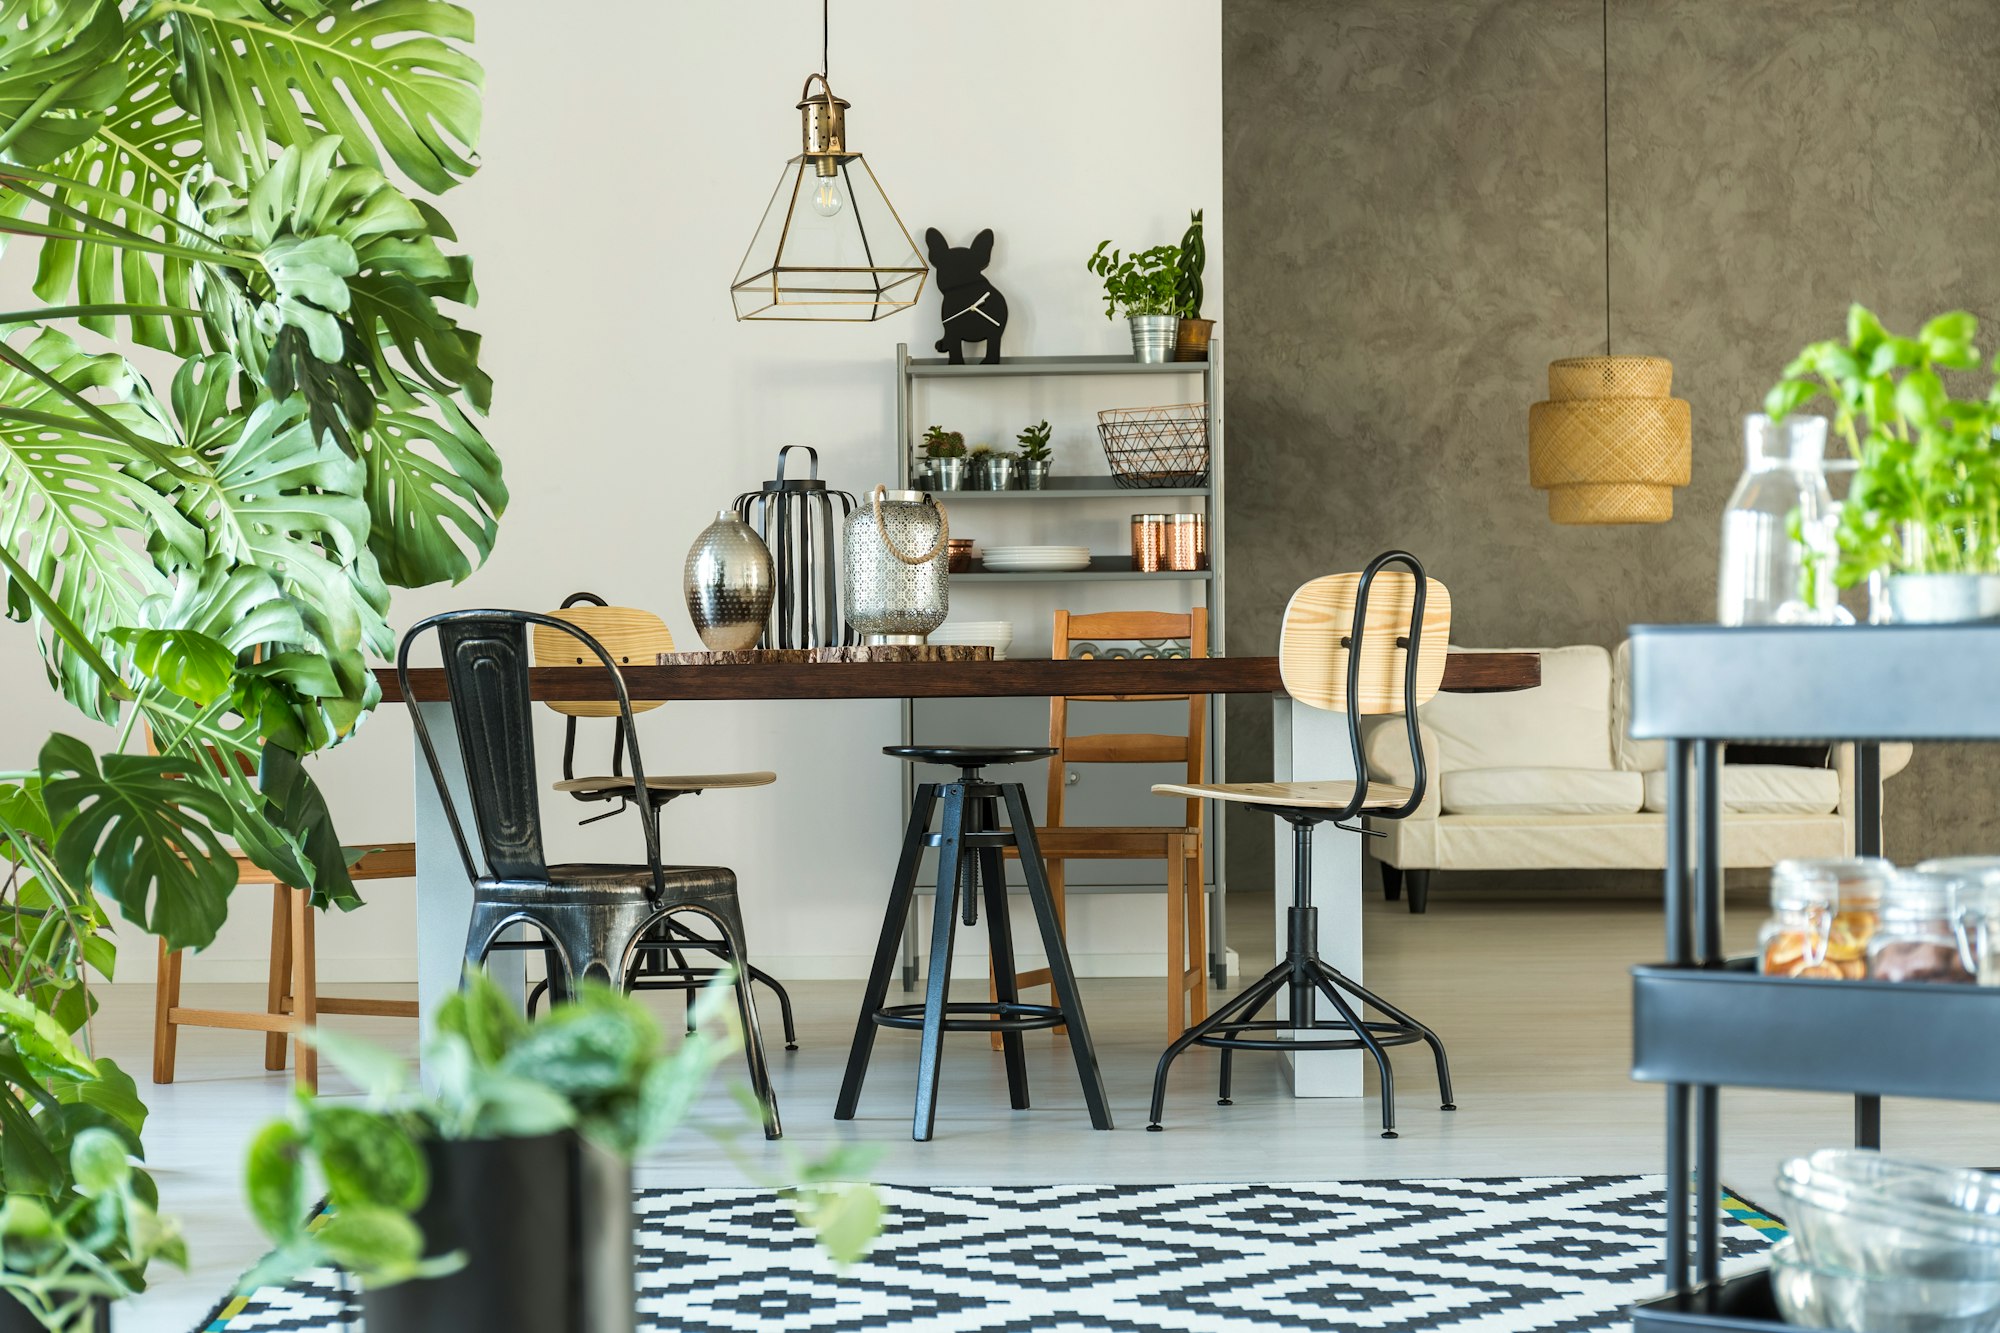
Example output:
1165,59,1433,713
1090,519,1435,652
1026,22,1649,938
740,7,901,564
843,488,949,645
683,510,774,651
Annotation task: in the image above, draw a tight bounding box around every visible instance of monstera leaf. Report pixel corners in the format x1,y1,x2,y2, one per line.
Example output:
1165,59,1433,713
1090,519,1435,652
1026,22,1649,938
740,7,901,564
39,732,237,951
160,0,482,193
362,381,504,586
0,329,198,717
0,0,123,167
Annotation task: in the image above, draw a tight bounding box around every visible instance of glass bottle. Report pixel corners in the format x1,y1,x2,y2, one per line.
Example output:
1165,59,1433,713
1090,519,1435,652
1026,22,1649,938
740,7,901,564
1718,414,1847,625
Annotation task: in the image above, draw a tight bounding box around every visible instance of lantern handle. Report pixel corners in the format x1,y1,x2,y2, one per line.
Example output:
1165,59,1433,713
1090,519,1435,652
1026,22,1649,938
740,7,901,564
799,73,839,105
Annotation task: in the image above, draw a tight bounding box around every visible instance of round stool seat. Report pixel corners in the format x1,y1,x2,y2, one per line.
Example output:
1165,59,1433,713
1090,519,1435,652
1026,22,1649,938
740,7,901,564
882,745,1056,766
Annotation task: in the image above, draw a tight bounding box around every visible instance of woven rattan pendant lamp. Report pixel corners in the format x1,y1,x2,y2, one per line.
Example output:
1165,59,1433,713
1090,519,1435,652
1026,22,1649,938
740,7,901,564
1527,0,1690,524
730,0,926,321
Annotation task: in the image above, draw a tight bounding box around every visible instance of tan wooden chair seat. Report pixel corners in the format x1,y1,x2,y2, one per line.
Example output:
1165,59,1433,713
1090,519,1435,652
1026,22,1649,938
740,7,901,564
1151,779,1415,811
154,844,419,1093
553,771,777,795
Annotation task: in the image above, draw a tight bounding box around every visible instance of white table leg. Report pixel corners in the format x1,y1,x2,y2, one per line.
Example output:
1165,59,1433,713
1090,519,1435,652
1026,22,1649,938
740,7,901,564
413,700,523,1073
1272,695,1363,1097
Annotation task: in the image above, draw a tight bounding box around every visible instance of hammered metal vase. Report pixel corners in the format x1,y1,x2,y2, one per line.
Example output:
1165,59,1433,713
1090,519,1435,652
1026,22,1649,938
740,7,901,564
842,487,949,645
683,510,774,652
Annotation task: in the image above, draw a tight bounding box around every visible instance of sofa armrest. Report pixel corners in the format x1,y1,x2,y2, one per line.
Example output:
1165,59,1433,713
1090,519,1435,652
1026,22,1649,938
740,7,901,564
1362,716,1441,822
1834,741,1916,815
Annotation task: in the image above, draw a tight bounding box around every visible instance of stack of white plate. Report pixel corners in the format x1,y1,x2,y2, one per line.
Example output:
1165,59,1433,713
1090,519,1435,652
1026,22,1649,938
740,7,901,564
930,620,1013,659
980,545,1092,573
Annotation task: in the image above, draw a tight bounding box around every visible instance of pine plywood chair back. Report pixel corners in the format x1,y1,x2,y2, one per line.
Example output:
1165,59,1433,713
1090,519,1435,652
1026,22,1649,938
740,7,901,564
1048,607,1209,831
1278,564,1450,719
532,599,673,720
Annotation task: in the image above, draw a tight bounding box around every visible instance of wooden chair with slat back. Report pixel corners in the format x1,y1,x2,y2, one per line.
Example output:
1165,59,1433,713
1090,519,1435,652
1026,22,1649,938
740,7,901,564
995,607,1210,1041
529,594,795,1049
1146,555,1457,1137
150,731,416,1093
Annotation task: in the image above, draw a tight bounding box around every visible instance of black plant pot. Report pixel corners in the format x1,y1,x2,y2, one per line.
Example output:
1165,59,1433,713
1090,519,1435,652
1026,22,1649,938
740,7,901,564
362,1131,634,1333
0,1291,112,1332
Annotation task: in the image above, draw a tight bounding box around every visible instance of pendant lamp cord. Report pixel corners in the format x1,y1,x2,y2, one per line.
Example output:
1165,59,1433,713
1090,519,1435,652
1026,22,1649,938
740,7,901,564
823,0,830,79
1602,0,1612,357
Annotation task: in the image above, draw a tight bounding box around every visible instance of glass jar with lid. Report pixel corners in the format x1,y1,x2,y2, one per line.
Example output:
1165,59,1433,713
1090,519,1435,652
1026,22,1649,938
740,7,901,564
1759,858,1889,979
1868,869,1977,984
1917,857,2000,985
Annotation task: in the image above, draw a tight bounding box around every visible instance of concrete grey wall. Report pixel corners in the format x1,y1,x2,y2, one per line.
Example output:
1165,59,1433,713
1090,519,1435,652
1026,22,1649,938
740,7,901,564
1222,0,2000,896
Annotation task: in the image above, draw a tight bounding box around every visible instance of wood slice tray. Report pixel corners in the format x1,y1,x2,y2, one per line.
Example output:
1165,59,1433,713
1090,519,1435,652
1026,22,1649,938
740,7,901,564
657,645,994,665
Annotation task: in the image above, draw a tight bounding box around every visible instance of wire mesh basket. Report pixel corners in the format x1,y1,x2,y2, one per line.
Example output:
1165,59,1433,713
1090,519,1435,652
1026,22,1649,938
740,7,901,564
1097,404,1210,488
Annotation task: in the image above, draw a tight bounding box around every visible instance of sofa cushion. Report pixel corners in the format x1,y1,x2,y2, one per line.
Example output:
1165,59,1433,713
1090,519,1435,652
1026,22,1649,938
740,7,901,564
1420,645,1616,772
1641,764,1840,815
1610,639,1666,772
1442,766,1644,816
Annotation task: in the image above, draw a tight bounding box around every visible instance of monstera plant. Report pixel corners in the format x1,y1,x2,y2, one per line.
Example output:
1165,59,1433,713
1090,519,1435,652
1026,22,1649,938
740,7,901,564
0,1,500,1324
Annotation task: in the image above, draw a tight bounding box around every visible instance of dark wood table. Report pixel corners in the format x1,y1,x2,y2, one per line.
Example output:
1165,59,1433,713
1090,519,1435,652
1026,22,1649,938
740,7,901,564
375,651,1540,702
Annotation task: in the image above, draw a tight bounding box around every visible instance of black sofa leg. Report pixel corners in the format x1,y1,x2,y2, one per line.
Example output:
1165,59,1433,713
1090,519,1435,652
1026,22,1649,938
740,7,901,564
1405,870,1432,915
1380,862,1403,901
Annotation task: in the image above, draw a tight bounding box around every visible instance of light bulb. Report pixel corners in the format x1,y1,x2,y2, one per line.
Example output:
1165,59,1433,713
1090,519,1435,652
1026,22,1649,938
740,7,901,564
810,175,844,218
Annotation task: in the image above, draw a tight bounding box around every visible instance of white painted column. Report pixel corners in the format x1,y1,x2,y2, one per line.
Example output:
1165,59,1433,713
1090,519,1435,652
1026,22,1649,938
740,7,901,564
1271,695,1363,1096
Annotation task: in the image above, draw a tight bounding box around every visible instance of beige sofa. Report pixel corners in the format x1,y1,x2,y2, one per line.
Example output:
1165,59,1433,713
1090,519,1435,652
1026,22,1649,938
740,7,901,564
1363,643,1911,912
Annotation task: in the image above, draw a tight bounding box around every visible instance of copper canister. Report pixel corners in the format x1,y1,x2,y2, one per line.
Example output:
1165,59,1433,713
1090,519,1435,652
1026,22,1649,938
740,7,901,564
1166,513,1206,571
1131,514,1167,573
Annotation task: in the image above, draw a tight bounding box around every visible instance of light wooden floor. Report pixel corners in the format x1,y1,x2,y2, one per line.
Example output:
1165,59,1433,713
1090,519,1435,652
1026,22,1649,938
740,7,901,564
107,885,1999,1331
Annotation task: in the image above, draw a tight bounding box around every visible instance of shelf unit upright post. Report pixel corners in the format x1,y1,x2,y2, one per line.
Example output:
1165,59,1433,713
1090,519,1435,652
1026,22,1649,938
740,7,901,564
1620,622,1994,1333
890,341,1228,992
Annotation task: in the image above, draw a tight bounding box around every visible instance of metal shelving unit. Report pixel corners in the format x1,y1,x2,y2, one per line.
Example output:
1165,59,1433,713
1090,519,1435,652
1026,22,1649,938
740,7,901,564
1624,622,2000,1332
892,342,1229,989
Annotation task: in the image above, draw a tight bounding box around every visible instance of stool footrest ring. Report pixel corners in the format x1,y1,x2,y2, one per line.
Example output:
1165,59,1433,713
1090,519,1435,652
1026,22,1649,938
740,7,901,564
872,1000,1068,1034
1192,1015,1427,1055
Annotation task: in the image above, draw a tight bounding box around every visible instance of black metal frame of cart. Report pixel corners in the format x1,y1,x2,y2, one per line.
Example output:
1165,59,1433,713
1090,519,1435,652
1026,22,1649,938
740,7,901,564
1623,622,2000,1332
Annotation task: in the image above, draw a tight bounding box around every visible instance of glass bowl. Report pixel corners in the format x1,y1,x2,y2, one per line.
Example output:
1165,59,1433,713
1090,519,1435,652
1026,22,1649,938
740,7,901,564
1778,1152,2000,1281
1768,1235,2000,1332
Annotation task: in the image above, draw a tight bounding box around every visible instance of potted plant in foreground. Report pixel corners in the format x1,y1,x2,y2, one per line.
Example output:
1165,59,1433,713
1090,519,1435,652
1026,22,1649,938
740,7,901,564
1017,420,1054,489
921,426,969,490
242,971,877,1333
1766,306,2000,622
1086,239,1181,363
1173,209,1213,362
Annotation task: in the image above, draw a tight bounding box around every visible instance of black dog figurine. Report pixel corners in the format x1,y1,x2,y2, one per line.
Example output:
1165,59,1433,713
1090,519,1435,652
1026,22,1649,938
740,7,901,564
928,227,1008,365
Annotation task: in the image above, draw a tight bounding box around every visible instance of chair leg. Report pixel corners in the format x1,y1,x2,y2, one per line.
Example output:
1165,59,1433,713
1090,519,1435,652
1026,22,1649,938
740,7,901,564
265,884,292,1071
1166,835,1187,1040
289,887,318,1094
1003,784,1112,1131
1406,870,1432,914
837,784,938,1121
747,966,799,1051
1186,838,1209,1027
680,903,782,1140
1148,959,1290,1130
151,938,182,1084
912,784,968,1142
978,828,1029,1111
1380,862,1403,902
1323,964,1456,1111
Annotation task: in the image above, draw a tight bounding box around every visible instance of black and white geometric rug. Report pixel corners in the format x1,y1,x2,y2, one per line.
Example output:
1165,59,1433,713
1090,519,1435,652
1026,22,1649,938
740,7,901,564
199,1176,1783,1332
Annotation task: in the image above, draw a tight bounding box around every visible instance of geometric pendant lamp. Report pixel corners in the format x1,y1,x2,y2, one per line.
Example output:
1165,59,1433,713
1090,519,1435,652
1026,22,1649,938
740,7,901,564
1525,0,1691,524
730,5,926,321
1529,356,1691,523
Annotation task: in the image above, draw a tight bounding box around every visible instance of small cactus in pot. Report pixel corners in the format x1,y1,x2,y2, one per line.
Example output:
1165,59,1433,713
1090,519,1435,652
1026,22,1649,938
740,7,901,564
921,425,968,490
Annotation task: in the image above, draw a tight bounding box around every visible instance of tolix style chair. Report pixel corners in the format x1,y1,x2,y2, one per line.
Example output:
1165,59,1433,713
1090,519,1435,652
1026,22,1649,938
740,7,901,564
1147,552,1456,1138
398,608,781,1137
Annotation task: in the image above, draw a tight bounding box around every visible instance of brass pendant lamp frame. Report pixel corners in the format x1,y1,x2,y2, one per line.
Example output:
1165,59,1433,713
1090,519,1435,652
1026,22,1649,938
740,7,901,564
730,5,927,323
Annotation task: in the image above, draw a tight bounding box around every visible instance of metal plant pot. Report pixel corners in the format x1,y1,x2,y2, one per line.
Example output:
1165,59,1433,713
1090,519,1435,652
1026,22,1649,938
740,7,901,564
1883,573,2000,623
981,456,1020,491
929,457,968,491
1021,459,1052,490
362,1132,633,1333
1128,314,1177,364
1174,317,1215,362
0,1293,110,1332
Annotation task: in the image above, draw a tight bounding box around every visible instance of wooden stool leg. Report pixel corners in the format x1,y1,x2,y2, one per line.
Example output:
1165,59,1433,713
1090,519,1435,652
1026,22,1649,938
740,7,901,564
265,884,292,1071
1187,840,1209,1026
290,888,317,1093
1166,836,1188,1039
152,938,182,1084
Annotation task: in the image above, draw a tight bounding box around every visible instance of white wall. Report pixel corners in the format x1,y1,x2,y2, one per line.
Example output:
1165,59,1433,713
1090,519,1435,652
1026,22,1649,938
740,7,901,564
0,0,1223,983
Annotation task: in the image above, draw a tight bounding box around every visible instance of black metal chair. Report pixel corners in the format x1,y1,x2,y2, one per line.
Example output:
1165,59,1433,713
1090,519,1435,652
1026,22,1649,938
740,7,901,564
399,609,781,1138
836,745,1114,1141
1147,552,1457,1138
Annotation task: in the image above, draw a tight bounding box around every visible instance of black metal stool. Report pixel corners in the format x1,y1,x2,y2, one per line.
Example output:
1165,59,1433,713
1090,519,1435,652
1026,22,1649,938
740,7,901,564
837,746,1115,1141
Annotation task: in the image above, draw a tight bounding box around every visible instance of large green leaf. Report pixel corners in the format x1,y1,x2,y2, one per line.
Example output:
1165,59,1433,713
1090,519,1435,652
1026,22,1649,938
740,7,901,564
160,0,482,193
362,382,503,585
39,731,238,950
253,741,359,911
0,328,197,717
0,0,123,167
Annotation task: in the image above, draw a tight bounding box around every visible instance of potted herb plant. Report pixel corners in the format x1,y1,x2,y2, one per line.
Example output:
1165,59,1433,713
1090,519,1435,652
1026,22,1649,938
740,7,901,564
979,447,1019,491
921,426,969,491
1086,240,1181,362
243,972,878,1333
1016,420,1054,489
1173,209,1213,362
1766,306,2000,622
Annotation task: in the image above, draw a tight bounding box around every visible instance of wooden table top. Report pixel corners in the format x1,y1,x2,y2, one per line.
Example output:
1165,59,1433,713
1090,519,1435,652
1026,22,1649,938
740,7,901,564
375,651,1539,704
